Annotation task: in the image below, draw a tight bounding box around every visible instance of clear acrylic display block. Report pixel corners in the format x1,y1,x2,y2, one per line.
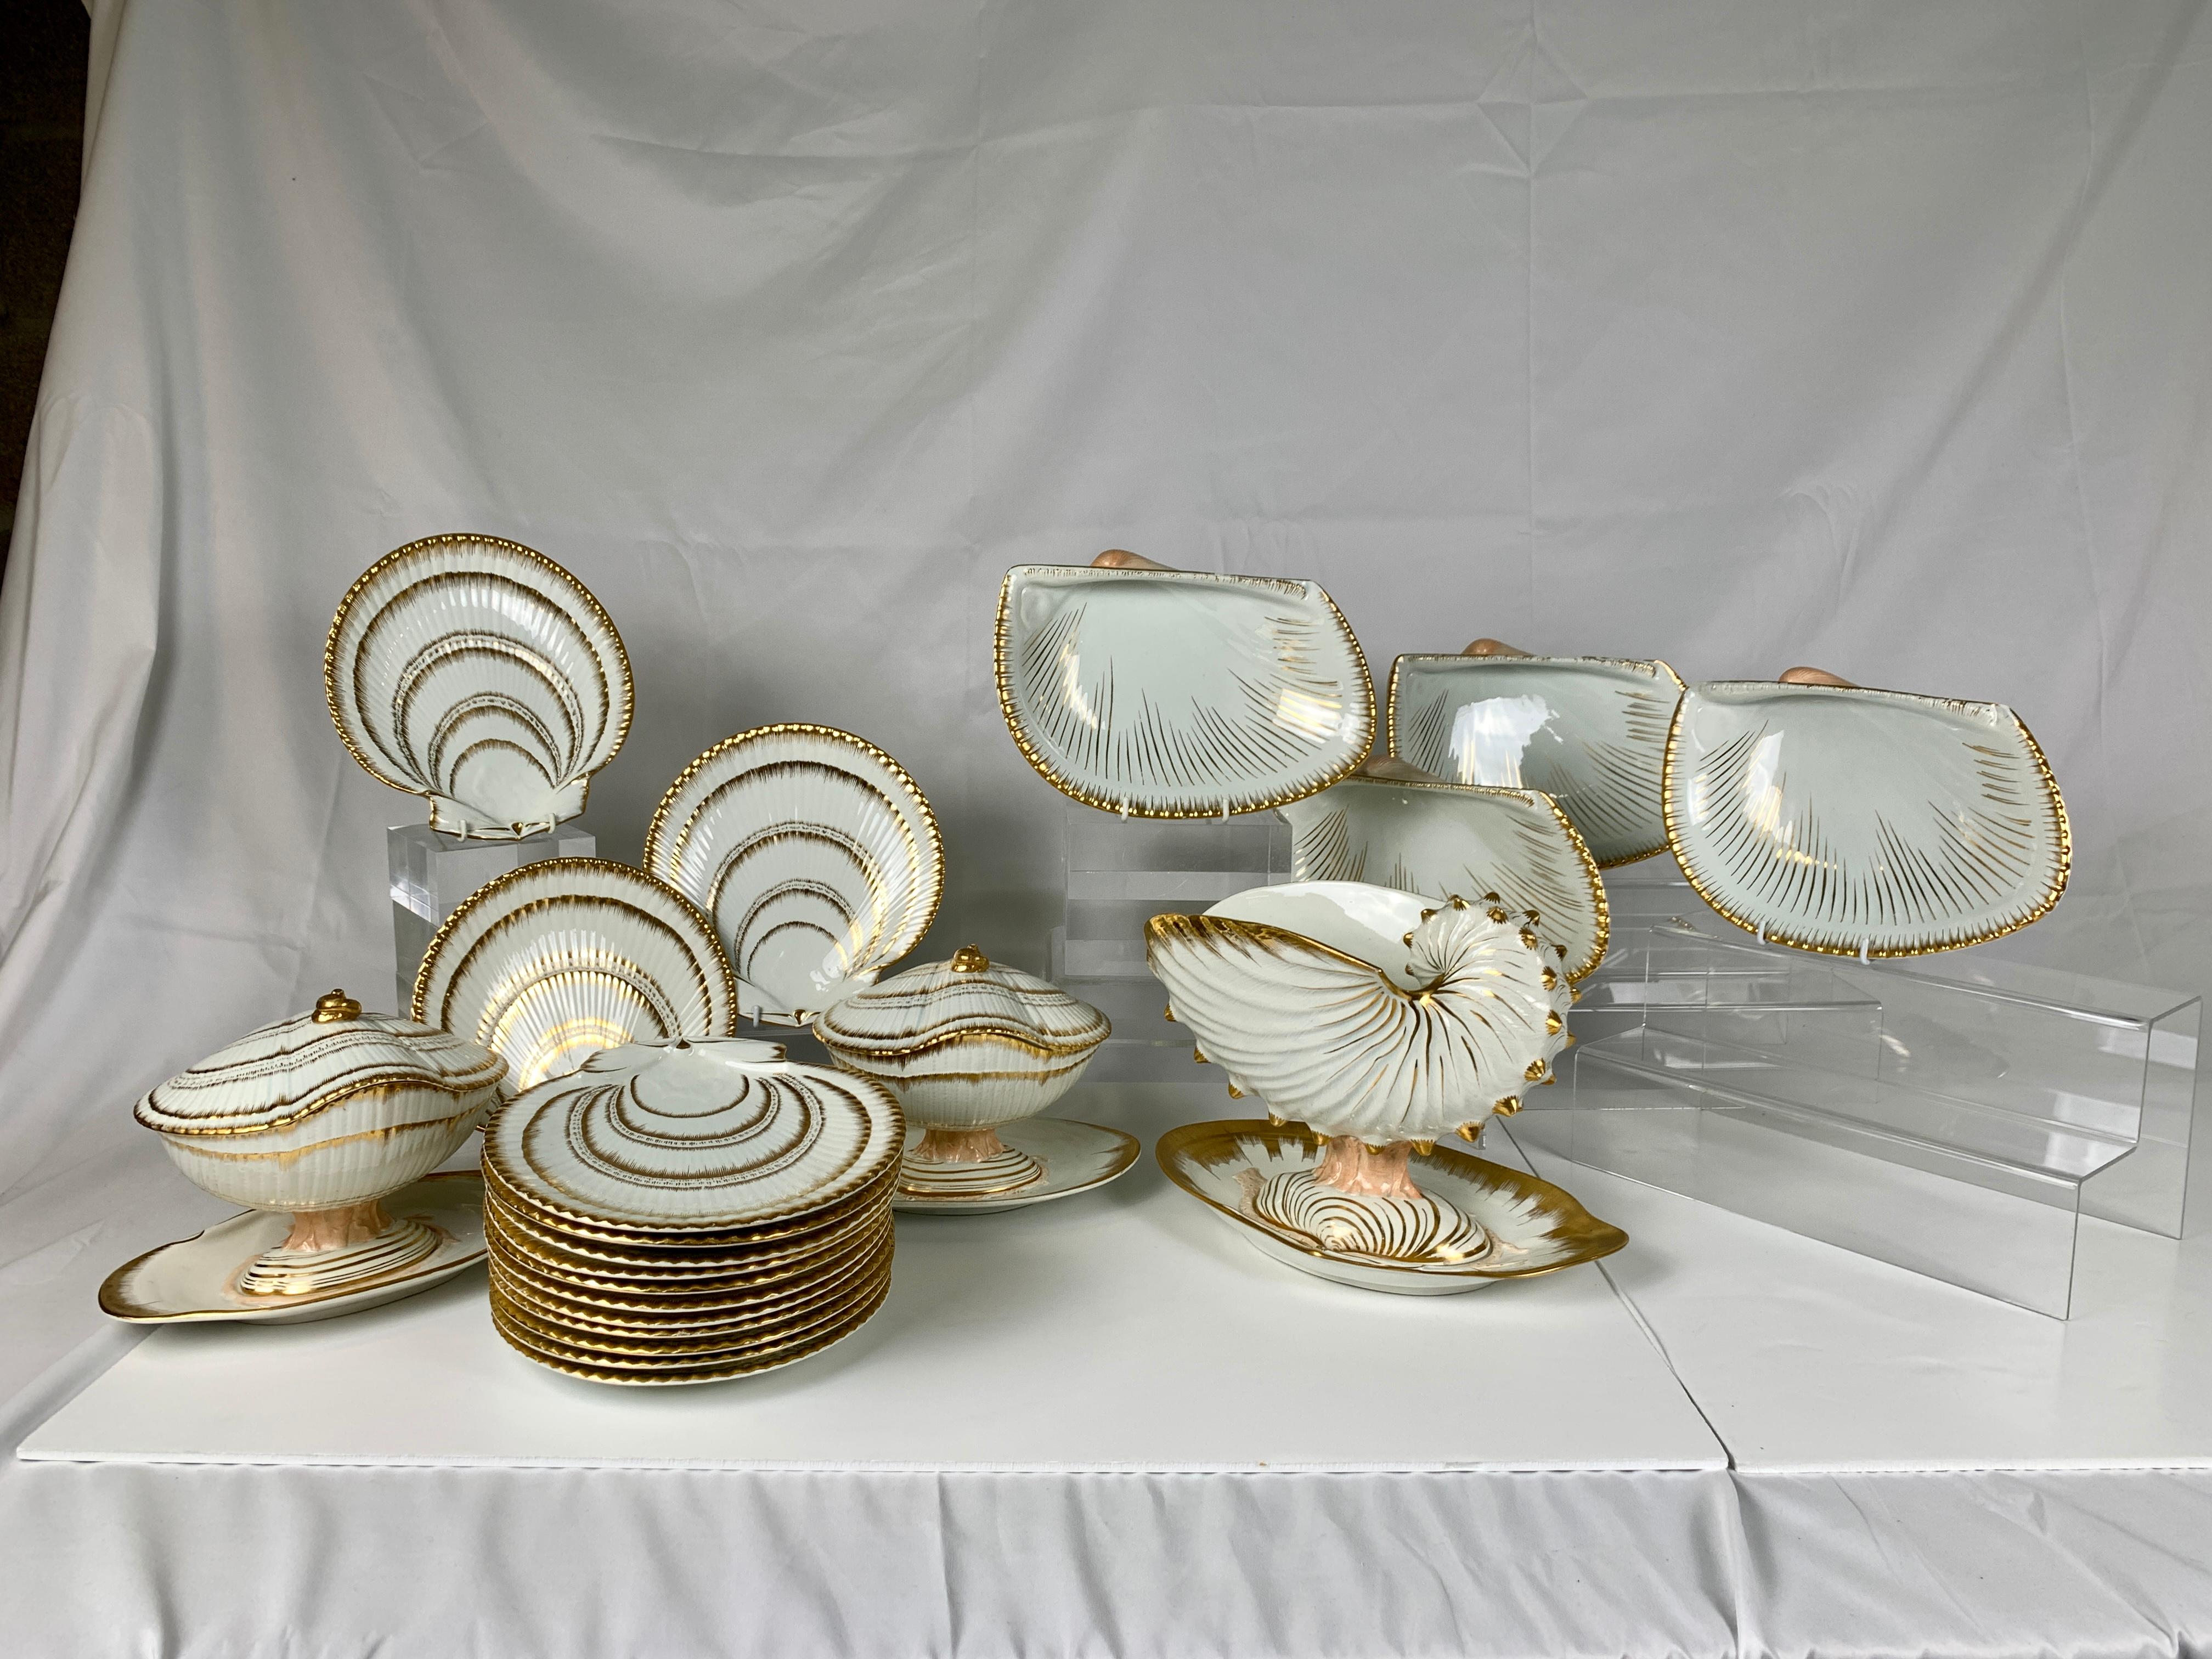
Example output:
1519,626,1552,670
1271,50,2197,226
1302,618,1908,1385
388,822,595,1013
1522,904,2201,1318
1048,805,1290,1082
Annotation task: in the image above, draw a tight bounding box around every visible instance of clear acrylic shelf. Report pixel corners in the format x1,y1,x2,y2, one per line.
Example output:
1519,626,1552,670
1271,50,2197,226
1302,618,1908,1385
388,822,595,1014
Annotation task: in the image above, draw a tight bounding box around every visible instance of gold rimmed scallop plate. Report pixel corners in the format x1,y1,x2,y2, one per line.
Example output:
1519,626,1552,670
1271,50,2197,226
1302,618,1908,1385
1155,1121,1626,1296
98,1173,488,1325
488,1230,891,1334
482,1195,889,1291
891,1118,1141,1215
490,1254,891,1360
485,1218,889,1313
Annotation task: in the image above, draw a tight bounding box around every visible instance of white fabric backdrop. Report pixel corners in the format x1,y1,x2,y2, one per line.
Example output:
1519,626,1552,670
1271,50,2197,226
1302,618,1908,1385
3,1,2210,1652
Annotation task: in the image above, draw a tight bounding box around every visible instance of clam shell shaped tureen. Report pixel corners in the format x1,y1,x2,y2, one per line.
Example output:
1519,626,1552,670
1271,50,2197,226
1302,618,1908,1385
645,725,944,1025
995,551,1374,817
327,535,633,839
814,946,1120,1204
481,1038,902,1384
1661,674,2070,956
1389,644,1684,866
131,990,507,1300
1146,881,1577,1287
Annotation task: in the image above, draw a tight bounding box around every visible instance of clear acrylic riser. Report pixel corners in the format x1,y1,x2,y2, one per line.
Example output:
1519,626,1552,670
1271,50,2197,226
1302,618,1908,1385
389,822,595,1014
1521,866,2200,1318
1048,805,1290,1084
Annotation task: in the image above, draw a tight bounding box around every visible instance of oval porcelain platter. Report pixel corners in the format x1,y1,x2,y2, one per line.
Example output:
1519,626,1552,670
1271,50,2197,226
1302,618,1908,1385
328,534,633,840
1387,654,1683,866
413,857,738,1090
1276,775,1610,983
995,565,1375,816
1662,681,2070,956
644,725,944,1025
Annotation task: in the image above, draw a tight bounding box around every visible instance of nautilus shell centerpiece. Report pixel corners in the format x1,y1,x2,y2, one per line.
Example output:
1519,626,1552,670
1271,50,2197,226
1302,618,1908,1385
413,857,737,1092
995,558,1375,816
645,725,944,1025
327,535,633,839
133,990,507,1299
1277,759,1610,983
1147,880,1573,1277
1389,649,1684,866
1662,679,2070,955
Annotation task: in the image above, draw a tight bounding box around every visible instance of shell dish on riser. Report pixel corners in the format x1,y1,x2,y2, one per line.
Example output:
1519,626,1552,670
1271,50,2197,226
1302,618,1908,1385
1146,881,1572,1145
1661,680,2070,956
644,725,944,1025
327,535,632,840
812,947,1110,1131
135,995,506,1214
413,857,737,1091
1388,654,1683,867
1277,776,1610,983
995,564,1375,817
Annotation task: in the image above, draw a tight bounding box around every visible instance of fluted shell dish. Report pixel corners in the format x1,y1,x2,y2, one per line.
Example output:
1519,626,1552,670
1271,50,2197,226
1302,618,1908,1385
996,564,1374,816
327,534,632,839
1389,654,1683,866
413,857,737,1092
1278,775,1609,983
1146,880,1572,1146
645,725,943,1024
1661,680,2070,955
1157,1121,1627,1295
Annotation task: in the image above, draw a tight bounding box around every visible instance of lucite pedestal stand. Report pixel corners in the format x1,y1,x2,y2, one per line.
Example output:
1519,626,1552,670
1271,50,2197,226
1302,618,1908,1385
1048,804,1289,1082
1517,864,2202,1317
388,823,595,1013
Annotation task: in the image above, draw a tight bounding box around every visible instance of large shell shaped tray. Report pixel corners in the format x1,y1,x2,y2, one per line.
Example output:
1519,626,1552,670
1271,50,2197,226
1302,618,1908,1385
327,534,632,839
481,1037,902,1385
644,724,944,1025
1662,680,2070,955
1388,652,1683,866
996,563,1375,816
414,857,738,1092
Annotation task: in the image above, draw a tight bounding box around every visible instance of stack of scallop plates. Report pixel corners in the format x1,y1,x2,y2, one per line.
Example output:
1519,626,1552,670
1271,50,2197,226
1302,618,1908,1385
480,1037,902,1386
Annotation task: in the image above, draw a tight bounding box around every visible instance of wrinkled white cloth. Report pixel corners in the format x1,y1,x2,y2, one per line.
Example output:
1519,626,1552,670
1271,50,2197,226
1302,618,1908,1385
4,1,2211,1653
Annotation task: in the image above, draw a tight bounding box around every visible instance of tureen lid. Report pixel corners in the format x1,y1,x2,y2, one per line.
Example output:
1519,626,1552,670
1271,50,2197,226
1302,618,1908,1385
812,946,1110,1057
483,1038,902,1230
134,990,508,1137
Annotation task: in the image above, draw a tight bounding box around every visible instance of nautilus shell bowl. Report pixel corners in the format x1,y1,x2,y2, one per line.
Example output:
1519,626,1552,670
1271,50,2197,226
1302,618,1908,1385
645,725,944,1024
134,990,507,1297
326,534,632,840
1146,880,1575,1281
814,945,1110,1200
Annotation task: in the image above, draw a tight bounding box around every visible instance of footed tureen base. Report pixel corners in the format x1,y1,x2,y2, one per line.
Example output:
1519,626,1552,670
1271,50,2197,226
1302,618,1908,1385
896,1125,1045,1200
235,1200,443,1297
1251,1137,1494,1265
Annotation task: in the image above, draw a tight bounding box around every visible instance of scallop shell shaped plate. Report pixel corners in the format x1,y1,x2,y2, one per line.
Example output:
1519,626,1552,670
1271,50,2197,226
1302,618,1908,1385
996,565,1375,816
1388,654,1684,866
328,535,632,839
1662,681,2070,956
413,859,736,1091
1276,777,1610,983
485,1039,902,1232
645,725,943,1023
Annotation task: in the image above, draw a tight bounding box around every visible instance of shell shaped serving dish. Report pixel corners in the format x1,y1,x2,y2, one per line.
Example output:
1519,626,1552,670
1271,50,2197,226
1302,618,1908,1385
413,857,737,1091
1661,680,2070,956
1146,880,1572,1146
995,562,1374,817
327,534,632,839
1158,1121,1626,1295
1389,653,1683,866
127,992,506,1303
644,724,943,1025
1277,768,1610,983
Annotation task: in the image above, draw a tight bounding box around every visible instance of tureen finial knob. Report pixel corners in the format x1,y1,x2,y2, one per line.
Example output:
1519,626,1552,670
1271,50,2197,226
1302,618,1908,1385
949,945,991,973
312,990,362,1024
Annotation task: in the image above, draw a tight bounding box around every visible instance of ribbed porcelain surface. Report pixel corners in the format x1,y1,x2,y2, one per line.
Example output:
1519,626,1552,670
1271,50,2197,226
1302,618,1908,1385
326,535,631,839
995,565,1374,816
644,725,943,1024
1389,654,1684,866
413,859,737,1091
